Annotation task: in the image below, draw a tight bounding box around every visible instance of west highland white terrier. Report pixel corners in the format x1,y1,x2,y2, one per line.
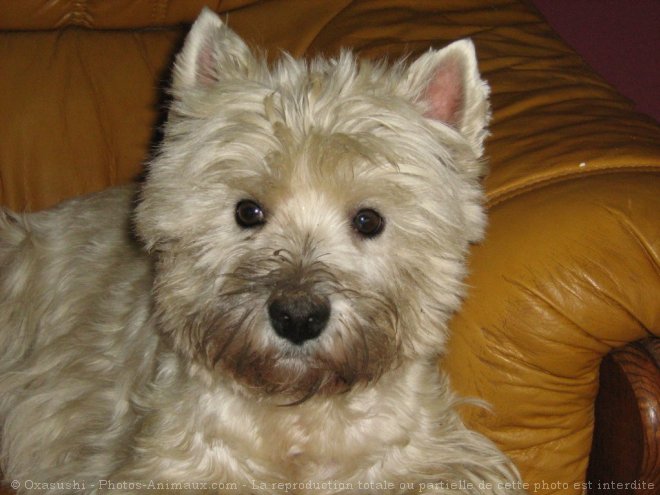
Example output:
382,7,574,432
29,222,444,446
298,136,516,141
0,8,525,495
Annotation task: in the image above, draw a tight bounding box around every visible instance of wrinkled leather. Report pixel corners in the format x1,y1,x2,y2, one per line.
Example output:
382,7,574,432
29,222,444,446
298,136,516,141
1,1,659,493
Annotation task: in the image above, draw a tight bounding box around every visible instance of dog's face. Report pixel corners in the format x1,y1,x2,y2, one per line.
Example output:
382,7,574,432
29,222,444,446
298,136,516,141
135,9,490,401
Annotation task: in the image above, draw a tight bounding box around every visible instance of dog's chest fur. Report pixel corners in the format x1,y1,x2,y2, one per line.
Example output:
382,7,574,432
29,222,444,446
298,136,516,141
250,394,406,479
161,363,432,486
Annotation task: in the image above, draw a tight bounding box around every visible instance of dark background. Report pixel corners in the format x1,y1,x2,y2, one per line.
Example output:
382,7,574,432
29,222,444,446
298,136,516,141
531,0,659,122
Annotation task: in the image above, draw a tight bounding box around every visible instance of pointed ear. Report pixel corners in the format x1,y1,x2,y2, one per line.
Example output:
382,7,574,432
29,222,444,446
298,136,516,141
405,39,491,155
172,8,256,94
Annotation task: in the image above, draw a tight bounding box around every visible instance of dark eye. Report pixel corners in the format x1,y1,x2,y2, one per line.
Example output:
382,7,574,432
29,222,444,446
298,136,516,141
235,200,265,228
352,208,385,238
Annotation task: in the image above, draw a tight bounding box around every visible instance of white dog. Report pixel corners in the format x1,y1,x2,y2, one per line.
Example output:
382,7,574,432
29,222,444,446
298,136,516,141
0,8,524,494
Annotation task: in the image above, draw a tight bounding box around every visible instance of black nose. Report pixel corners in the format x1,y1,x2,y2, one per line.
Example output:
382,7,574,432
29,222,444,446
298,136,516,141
268,294,330,345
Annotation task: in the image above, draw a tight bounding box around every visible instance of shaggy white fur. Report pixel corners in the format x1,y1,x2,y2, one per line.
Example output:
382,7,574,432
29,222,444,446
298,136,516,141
0,8,524,495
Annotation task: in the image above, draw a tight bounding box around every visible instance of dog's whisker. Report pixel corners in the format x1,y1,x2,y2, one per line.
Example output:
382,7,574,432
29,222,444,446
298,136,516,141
206,311,252,367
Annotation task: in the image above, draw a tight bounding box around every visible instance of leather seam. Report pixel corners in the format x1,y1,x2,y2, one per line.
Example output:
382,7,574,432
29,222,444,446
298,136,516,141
486,165,660,208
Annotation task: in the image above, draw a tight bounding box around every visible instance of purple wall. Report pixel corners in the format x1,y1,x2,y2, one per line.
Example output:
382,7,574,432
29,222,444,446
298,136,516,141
530,0,659,122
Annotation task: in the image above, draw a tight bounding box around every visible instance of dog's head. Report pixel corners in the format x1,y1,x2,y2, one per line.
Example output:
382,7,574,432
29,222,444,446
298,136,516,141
135,8,490,402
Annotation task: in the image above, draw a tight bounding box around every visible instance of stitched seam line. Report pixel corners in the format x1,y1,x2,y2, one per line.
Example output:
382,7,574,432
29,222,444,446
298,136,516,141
487,165,660,208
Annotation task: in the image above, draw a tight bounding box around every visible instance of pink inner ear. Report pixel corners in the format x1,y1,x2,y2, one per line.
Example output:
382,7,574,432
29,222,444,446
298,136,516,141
423,56,464,126
195,39,220,87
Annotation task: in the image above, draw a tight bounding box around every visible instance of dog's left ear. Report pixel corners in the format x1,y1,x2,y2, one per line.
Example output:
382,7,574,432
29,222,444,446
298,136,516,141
172,7,256,94
404,40,490,156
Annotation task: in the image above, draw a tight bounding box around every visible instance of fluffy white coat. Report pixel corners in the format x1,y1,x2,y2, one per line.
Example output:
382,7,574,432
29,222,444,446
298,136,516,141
0,8,524,495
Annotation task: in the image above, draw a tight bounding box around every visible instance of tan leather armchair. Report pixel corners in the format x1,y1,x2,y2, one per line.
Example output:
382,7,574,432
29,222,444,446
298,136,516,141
1,1,658,493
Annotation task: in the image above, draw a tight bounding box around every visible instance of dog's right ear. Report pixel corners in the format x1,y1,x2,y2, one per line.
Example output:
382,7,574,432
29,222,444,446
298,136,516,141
172,8,256,94
403,39,490,158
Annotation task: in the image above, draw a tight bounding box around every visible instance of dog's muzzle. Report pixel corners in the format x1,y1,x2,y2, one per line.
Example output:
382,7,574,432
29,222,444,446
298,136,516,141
268,292,330,345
